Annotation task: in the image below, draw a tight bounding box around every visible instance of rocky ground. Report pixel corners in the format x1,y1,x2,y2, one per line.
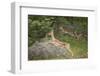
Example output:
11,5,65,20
28,40,73,60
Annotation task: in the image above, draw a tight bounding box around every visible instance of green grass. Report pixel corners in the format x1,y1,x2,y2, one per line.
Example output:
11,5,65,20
56,34,88,58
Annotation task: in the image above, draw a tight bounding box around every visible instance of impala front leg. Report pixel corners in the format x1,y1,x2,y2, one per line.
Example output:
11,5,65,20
65,43,74,57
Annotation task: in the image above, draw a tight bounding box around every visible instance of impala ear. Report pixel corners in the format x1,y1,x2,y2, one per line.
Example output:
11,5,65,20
47,32,51,35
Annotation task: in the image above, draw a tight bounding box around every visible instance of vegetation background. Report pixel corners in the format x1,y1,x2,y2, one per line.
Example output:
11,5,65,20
28,15,88,59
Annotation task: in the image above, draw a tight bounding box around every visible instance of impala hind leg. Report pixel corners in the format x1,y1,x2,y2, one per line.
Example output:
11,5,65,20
65,43,74,57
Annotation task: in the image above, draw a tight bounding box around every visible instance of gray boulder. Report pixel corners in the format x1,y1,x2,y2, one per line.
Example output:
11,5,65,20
28,41,72,60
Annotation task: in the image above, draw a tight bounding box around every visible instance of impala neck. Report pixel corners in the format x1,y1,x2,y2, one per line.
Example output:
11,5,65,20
51,29,55,41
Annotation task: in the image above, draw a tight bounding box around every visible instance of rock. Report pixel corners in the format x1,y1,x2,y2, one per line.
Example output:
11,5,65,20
28,41,72,60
